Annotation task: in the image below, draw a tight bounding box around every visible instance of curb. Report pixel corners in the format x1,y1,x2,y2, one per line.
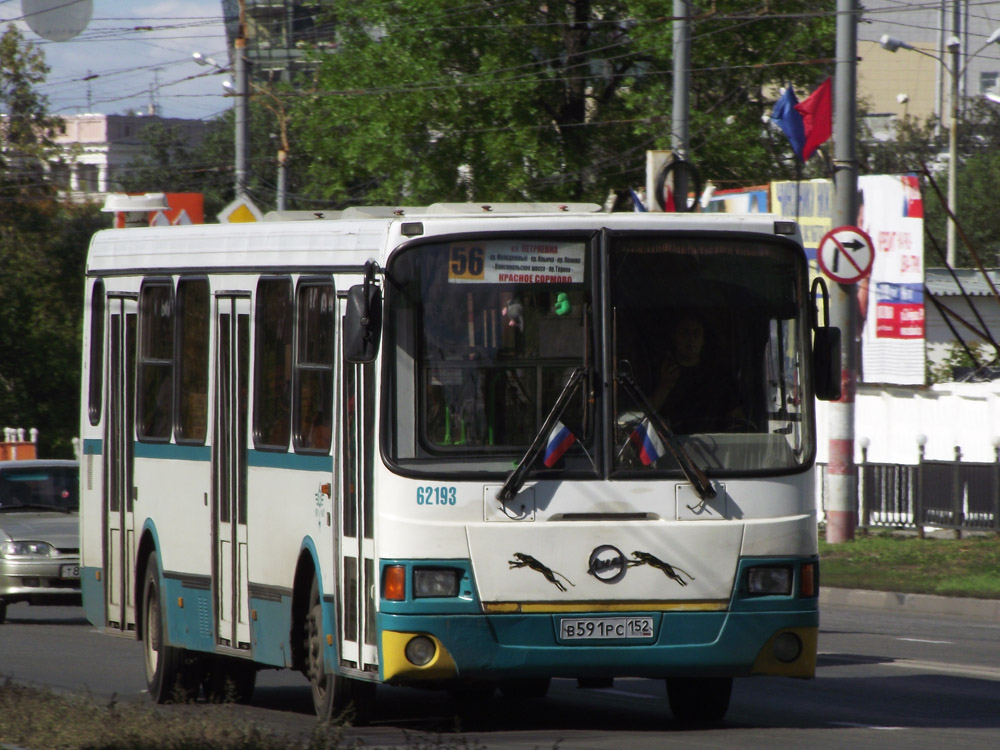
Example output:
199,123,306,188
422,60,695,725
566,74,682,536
821,587,1000,621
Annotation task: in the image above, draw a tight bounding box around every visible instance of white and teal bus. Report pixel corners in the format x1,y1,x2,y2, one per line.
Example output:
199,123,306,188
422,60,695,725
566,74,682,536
78,203,840,722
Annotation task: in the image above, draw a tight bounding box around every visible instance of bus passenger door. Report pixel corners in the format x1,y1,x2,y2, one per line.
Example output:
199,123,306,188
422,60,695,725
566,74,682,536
103,295,137,632
212,295,252,650
337,324,378,673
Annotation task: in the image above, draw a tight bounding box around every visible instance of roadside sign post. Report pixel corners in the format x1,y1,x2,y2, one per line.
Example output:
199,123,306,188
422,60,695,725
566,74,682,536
817,226,874,285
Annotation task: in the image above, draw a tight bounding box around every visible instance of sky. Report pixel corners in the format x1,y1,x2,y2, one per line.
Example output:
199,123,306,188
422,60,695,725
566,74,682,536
1,0,230,121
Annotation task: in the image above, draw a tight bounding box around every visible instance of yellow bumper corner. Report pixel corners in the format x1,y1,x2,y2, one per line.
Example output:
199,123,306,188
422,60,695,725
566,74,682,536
751,626,818,678
381,631,459,683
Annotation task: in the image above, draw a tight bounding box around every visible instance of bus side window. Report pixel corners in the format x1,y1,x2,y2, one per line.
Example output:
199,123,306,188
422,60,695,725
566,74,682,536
176,278,210,443
253,277,293,450
88,280,105,426
294,279,335,453
137,280,174,441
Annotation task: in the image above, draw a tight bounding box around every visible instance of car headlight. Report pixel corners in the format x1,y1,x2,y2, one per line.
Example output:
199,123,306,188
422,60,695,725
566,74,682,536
0,540,54,557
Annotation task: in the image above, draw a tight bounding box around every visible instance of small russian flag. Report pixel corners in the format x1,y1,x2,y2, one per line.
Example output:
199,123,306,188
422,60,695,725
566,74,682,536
629,418,665,466
543,421,577,467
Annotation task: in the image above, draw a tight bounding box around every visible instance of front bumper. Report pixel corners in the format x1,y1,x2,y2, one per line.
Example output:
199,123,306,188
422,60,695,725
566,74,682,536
0,555,81,603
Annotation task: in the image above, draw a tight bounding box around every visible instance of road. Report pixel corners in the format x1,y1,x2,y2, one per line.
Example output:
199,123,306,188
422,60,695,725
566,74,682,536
1,599,998,749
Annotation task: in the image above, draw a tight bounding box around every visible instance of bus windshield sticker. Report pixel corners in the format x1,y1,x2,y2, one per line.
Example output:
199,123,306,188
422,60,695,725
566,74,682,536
448,240,586,285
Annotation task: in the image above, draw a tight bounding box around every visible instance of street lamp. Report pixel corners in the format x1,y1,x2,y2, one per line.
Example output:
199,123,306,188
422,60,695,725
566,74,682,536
193,50,249,201
880,29,1000,267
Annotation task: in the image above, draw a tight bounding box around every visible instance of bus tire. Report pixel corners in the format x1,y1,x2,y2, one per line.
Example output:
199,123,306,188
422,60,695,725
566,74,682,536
306,575,347,720
666,676,732,724
142,551,197,702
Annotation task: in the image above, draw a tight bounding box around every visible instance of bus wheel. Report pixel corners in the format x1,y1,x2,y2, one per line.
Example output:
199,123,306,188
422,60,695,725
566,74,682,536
665,676,732,724
142,551,197,702
306,576,346,720
204,656,257,704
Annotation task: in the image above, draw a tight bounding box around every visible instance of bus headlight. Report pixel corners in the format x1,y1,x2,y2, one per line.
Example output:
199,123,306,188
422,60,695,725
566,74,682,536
773,632,803,663
404,635,437,666
746,566,792,596
413,568,460,598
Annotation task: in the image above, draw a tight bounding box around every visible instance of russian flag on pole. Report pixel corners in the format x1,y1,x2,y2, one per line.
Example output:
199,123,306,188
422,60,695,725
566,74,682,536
629,418,666,466
771,78,832,162
543,421,577,467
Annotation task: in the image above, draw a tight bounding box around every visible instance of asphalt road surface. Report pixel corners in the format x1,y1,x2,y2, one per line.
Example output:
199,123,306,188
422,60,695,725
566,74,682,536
1,600,998,749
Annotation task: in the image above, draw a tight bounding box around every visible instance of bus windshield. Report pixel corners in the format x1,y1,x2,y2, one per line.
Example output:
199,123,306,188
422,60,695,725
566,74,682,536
611,234,812,475
386,232,812,477
387,238,595,474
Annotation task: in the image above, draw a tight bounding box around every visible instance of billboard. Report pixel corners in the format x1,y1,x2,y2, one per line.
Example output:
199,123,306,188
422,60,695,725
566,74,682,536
768,175,925,385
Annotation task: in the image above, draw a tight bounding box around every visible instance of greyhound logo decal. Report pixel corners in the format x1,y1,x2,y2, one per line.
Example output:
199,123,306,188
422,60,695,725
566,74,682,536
628,551,695,587
508,553,575,592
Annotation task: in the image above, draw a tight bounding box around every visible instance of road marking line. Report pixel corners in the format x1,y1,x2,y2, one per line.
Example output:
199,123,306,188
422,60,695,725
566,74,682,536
895,638,952,645
830,721,905,731
886,659,1000,680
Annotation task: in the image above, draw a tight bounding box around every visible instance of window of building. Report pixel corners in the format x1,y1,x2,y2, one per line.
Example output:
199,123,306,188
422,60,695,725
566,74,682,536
980,71,999,95
293,278,335,453
253,277,293,449
77,163,99,192
176,279,210,443
137,281,174,441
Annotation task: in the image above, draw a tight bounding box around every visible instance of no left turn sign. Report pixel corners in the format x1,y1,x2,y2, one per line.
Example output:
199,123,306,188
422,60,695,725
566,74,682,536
817,225,874,284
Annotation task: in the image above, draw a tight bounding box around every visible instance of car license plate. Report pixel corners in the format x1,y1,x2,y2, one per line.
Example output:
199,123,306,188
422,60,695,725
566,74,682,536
60,564,80,579
560,616,655,641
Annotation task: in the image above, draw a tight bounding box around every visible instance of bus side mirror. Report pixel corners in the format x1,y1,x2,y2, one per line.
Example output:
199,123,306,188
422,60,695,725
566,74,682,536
813,326,841,401
344,281,382,363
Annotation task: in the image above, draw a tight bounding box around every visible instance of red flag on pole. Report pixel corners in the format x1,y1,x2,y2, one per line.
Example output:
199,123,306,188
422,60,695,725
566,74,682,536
794,77,832,161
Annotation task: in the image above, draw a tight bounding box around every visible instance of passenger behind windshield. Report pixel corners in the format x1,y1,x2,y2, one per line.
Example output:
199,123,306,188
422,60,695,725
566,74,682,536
648,314,744,434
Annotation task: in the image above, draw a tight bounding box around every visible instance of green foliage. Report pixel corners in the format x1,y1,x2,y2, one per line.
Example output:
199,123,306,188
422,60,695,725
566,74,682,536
288,1,834,206
1,23,104,457
927,340,998,384
0,23,63,166
820,532,1000,599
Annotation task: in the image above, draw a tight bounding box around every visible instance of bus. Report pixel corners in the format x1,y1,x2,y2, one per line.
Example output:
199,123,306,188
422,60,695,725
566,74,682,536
78,203,841,722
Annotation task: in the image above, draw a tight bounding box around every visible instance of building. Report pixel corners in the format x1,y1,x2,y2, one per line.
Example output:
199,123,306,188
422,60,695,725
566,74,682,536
221,0,335,84
924,267,1000,376
50,114,206,199
858,0,1000,135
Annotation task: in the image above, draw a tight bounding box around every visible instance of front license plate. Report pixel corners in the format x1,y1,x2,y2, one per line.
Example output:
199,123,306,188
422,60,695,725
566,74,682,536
559,616,655,641
60,564,80,579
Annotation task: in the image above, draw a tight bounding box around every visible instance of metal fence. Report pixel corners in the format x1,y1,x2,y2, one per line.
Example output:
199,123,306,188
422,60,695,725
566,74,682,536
821,449,1000,535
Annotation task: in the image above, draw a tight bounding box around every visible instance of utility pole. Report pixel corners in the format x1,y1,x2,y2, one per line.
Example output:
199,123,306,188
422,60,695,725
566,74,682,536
946,0,961,266
234,0,250,200
671,0,691,205
827,0,860,543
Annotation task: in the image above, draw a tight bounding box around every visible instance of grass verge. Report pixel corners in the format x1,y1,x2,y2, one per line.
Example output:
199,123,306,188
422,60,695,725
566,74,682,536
819,531,1000,599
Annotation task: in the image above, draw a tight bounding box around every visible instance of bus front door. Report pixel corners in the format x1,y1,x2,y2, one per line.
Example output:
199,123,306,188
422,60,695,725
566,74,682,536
337,341,378,674
103,294,137,632
212,295,251,650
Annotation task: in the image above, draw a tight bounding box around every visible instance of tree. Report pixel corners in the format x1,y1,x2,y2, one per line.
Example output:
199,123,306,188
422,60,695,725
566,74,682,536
1,23,64,187
1,23,102,457
287,1,834,207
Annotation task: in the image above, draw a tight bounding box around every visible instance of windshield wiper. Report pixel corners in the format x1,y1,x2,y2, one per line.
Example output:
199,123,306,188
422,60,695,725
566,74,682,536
496,366,586,503
615,371,716,500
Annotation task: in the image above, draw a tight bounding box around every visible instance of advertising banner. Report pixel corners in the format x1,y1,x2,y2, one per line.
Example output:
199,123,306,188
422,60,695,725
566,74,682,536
769,175,925,385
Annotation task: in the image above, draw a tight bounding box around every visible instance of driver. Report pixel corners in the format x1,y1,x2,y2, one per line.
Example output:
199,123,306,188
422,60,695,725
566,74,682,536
649,314,744,434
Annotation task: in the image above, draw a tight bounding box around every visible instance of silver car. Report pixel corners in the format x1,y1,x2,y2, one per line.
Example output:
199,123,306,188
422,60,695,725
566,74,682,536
0,459,80,623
